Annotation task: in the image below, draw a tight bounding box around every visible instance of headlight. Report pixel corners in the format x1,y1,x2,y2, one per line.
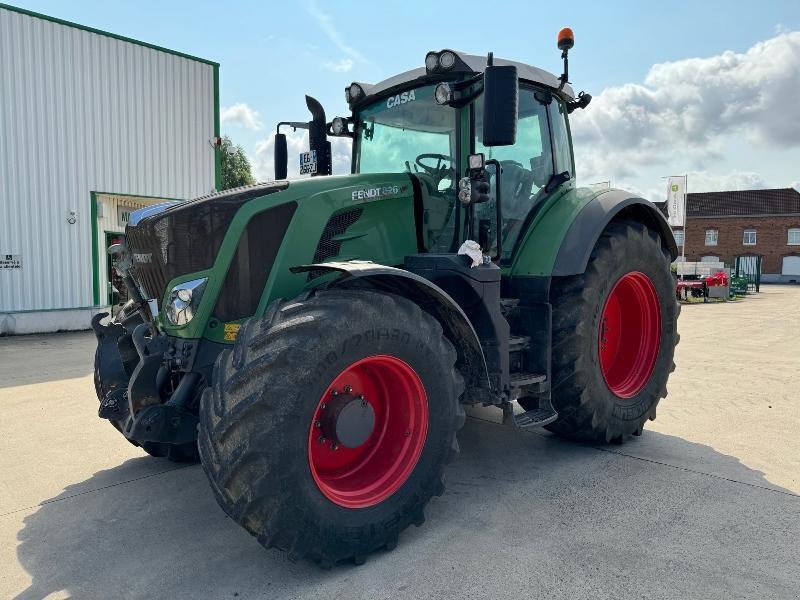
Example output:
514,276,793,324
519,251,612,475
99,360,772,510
434,82,453,105
165,277,208,326
438,50,456,70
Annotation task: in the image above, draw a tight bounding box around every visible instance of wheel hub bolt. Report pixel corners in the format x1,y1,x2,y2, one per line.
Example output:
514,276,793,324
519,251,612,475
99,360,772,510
314,420,321,428
318,436,326,444
330,442,338,451
344,385,352,393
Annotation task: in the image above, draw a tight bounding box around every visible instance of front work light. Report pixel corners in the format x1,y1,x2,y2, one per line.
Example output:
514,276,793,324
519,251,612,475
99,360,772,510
331,116,347,135
434,82,453,105
425,52,439,72
345,83,365,104
425,49,458,73
165,277,208,326
438,50,456,70
468,153,486,171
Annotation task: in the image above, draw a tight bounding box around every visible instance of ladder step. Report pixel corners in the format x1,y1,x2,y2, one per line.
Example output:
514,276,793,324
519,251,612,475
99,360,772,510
500,298,520,318
500,298,519,309
510,372,547,387
509,335,530,353
514,407,558,429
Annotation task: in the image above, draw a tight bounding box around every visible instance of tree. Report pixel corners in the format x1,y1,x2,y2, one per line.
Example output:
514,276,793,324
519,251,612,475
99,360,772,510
220,135,255,190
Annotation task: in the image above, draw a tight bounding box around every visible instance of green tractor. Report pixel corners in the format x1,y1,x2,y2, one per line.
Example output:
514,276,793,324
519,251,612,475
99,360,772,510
93,30,679,566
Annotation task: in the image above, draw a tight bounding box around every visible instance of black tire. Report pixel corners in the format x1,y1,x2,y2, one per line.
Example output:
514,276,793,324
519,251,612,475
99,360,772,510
198,289,465,567
93,333,198,463
521,220,679,443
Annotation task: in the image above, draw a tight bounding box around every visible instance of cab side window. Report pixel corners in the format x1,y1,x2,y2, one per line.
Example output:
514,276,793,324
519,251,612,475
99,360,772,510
549,100,574,176
473,87,554,259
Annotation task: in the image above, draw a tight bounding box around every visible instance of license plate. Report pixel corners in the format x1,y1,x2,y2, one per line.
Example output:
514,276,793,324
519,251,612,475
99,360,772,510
299,150,317,175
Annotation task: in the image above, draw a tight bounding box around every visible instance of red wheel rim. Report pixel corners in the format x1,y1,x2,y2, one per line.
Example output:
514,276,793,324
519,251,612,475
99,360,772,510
308,355,429,508
598,271,661,398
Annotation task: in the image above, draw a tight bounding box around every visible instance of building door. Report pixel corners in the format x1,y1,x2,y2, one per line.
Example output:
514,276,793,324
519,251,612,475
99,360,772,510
782,256,800,276
106,232,127,307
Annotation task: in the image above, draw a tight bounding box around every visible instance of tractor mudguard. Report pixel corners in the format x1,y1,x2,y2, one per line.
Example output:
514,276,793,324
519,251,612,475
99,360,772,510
290,261,495,405
552,189,678,277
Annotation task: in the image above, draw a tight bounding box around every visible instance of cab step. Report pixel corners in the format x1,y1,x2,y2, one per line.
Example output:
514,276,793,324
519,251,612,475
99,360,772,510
500,298,520,319
514,406,559,429
509,372,547,388
509,335,530,353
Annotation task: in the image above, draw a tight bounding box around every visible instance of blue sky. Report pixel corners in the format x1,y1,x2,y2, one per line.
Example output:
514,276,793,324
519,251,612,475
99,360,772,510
11,0,800,199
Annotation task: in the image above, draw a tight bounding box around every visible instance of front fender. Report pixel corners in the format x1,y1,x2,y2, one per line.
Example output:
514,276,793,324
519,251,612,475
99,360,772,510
290,261,494,404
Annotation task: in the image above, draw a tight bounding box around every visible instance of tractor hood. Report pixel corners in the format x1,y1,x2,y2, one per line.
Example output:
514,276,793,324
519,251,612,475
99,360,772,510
125,181,290,302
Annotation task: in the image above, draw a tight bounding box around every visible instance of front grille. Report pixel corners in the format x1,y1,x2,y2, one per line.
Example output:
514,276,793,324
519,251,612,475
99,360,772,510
212,202,298,322
126,182,289,302
307,208,363,280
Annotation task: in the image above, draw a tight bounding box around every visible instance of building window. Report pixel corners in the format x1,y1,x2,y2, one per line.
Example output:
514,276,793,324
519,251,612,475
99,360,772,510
743,229,757,246
789,228,800,246
705,229,718,246
673,230,685,246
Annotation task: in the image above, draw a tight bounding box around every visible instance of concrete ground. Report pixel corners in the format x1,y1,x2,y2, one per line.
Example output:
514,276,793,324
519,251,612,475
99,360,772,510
1,286,798,599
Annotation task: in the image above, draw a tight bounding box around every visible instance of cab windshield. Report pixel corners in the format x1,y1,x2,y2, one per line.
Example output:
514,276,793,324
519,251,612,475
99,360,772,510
355,84,456,180
354,84,459,252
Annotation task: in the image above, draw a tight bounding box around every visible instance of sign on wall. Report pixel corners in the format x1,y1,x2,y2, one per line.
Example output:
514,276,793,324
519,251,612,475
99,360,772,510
1,254,22,269
117,205,137,225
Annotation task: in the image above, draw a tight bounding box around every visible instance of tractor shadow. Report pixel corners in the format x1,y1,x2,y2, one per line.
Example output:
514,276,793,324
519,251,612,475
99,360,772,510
13,418,800,600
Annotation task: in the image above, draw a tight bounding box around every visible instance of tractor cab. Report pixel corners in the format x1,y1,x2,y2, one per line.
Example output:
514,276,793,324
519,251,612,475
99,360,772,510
275,39,591,264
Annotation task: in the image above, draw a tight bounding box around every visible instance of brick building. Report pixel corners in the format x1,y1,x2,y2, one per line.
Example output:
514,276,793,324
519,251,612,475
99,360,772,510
660,188,800,282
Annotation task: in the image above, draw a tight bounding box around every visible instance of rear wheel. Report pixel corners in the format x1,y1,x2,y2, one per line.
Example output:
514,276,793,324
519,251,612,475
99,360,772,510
198,289,465,566
521,221,678,442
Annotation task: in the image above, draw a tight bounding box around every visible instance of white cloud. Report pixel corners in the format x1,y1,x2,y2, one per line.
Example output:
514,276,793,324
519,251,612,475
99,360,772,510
686,170,769,193
792,181,800,192
220,103,262,131
305,0,368,71
253,131,352,181
609,171,770,204
323,58,355,72
571,31,800,183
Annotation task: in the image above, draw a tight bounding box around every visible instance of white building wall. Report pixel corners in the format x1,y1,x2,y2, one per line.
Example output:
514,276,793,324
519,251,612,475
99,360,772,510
0,6,217,320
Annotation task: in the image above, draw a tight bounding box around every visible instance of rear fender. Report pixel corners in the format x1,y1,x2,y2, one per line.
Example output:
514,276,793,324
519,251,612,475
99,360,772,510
290,261,495,404
553,190,678,276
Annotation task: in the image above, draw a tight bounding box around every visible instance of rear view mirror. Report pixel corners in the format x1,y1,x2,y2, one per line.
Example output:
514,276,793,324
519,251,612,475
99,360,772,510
482,64,518,146
274,133,288,180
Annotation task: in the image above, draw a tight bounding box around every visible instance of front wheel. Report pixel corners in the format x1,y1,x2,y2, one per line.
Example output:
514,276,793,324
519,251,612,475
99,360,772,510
521,221,678,443
198,289,465,566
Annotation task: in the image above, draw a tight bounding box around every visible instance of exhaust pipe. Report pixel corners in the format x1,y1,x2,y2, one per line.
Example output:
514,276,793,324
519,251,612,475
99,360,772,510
305,95,332,176
273,95,332,180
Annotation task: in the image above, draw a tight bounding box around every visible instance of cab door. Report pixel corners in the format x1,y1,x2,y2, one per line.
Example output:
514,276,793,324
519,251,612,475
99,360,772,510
472,86,574,263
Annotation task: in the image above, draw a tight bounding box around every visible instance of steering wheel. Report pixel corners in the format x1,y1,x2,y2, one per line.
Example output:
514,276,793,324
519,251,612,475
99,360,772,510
414,153,454,177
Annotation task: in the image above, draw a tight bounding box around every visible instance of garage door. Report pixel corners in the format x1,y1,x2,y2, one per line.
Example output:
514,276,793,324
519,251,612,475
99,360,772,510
782,256,800,275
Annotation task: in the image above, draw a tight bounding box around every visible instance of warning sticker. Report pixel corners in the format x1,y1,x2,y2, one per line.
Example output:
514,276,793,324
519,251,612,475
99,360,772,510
0,254,22,270
223,322,241,342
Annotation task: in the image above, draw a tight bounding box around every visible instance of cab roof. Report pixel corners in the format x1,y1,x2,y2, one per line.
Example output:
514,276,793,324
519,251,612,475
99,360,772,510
352,50,575,108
